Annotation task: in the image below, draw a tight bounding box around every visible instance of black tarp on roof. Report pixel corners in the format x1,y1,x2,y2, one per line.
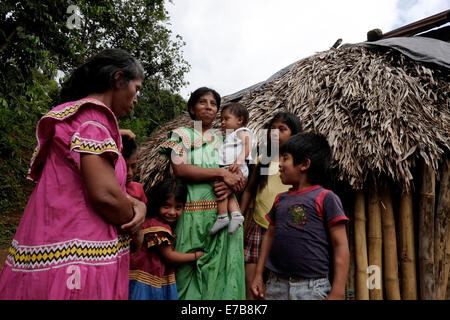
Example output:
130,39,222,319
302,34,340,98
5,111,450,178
224,36,450,102
361,36,450,70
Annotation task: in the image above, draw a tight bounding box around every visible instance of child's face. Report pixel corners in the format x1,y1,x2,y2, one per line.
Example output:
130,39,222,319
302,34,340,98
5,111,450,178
221,108,243,133
125,153,138,184
158,195,184,224
279,152,300,185
270,120,292,148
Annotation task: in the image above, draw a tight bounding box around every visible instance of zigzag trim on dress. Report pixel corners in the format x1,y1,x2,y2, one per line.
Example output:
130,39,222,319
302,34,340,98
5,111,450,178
5,235,131,272
70,133,120,155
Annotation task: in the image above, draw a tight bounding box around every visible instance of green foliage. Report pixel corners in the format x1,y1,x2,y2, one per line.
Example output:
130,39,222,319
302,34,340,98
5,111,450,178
119,82,186,144
0,219,19,246
0,0,189,216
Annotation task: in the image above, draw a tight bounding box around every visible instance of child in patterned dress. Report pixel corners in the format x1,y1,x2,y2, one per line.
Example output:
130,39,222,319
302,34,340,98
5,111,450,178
129,178,204,300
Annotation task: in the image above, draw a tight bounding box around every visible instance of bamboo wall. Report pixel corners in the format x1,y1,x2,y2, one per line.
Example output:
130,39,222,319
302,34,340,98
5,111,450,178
345,158,450,300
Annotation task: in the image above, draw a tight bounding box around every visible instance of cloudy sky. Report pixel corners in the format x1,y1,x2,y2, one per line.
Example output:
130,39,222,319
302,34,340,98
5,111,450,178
165,0,449,100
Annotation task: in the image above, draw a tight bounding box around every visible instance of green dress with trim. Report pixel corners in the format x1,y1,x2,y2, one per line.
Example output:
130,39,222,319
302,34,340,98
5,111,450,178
159,126,245,300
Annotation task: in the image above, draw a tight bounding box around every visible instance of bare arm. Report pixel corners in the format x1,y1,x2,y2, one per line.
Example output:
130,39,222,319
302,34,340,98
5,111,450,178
239,166,258,215
119,129,136,140
170,151,244,189
81,153,134,225
158,245,204,265
170,151,227,182
235,130,252,165
326,223,350,300
251,224,275,299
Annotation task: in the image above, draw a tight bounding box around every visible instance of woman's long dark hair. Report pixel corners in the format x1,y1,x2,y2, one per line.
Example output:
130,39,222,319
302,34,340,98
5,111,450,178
187,87,221,119
146,178,188,218
251,112,302,193
60,48,144,102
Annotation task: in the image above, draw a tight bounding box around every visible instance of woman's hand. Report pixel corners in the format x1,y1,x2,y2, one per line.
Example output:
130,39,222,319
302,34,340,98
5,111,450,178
195,250,205,259
222,170,247,193
120,196,146,234
228,162,240,174
213,180,233,201
119,129,136,140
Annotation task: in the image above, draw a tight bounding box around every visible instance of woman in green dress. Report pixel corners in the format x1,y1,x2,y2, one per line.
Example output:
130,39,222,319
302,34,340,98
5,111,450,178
159,87,246,299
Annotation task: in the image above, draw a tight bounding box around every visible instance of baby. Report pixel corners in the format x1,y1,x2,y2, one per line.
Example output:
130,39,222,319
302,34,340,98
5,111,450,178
211,102,253,235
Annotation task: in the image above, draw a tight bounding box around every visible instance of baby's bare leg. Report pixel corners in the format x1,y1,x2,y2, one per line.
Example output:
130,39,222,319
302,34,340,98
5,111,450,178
228,195,244,234
217,197,228,215
210,197,230,235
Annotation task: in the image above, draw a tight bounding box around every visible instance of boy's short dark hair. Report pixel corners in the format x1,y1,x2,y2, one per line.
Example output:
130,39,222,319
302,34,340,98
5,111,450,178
221,102,249,126
122,135,137,159
280,132,332,185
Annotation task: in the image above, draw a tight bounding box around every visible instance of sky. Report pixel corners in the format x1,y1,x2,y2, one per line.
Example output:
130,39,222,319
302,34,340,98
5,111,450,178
165,0,449,100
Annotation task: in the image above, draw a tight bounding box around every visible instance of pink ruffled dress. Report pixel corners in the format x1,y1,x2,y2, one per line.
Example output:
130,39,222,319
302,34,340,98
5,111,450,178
0,98,130,300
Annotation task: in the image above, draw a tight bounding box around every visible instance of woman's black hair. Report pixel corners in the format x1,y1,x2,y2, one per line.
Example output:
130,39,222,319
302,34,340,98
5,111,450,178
121,135,137,159
187,87,221,119
252,112,302,193
60,48,144,102
146,178,188,218
280,132,332,185
221,102,249,126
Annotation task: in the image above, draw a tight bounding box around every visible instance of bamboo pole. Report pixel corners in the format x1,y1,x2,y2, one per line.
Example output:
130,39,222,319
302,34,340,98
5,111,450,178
443,229,450,300
418,161,436,300
368,185,383,300
398,192,418,300
354,190,369,300
447,274,450,300
380,186,401,300
346,207,356,300
435,159,450,300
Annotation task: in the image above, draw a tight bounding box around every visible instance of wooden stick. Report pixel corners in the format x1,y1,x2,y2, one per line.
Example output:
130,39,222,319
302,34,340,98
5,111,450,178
418,161,436,300
380,186,401,300
444,229,450,300
398,192,418,299
354,190,369,300
368,185,383,300
435,158,450,300
447,273,450,300
346,205,356,300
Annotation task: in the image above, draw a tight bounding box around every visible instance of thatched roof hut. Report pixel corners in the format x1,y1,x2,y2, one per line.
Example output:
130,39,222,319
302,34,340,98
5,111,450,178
137,27,449,300
138,37,449,193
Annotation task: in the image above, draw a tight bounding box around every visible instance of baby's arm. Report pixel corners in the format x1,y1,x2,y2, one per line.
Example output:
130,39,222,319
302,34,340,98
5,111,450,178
233,130,252,167
327,223,349,300
158,245,204,265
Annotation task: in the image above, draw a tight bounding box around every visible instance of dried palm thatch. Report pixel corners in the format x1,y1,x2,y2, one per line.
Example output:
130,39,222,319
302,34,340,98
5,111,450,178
137,113,191,191
138,45,450,192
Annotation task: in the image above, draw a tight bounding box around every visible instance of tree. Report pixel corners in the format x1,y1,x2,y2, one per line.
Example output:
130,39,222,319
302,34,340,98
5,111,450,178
0,0,190,215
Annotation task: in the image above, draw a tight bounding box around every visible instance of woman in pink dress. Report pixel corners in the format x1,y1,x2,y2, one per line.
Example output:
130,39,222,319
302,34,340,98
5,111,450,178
0,49,146,300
